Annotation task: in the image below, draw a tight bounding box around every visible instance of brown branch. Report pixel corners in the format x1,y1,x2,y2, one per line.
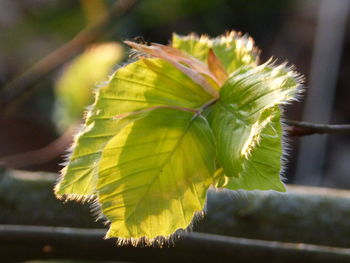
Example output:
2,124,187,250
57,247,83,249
0,127,74,169
285,120,350,136
0,0,138,113
1,225,350,263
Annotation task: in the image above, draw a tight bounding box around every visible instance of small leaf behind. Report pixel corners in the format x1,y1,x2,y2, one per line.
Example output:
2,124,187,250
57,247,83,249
172,31,259,74
55,43,123,130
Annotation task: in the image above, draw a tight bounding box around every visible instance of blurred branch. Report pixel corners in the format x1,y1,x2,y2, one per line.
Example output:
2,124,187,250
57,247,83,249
80,0,108,24
0,126,74,170
285,120,350,136
0,0,138,113
1,225,350,263
3,169,350,248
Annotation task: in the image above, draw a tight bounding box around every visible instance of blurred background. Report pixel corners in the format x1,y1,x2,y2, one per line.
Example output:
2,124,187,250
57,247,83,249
1,0,350,188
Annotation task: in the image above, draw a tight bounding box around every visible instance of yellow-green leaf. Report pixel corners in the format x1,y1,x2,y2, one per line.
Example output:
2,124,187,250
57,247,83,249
54,33,304,243
172,31,259,74
209,62,301,190
55,58,213,199
215,107,286,192
97,108,216,242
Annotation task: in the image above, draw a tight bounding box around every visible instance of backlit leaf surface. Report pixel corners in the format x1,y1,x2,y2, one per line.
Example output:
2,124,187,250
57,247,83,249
214,108,285,191
98,108,215,241
55,58,213,198
209,63,300,189
55,32,302,243
172,32,259,74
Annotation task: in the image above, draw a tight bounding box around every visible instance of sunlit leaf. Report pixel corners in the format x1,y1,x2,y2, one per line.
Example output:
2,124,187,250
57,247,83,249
55,32,303,243
208,62,301,190
214,107,285,191
55,58,213,199
172,31,259,74
98,108,216,241
55,42,123,130
125,41,219,96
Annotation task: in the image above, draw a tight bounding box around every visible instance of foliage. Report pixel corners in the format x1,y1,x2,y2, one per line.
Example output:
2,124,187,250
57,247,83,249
55,31,302,244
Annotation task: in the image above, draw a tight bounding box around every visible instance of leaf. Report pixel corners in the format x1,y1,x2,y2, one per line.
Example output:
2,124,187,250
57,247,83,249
124,41,219,97
214,107,285,191
55,58,213,199
55,42,124,130
172,31,259,74
97,108,216,241
208,62,301,191
54,33,303,243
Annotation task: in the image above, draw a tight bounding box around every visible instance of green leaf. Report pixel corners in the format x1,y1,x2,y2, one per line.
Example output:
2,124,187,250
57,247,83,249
214,107,285,191
209,62,301,191
97,108,216,241
55,43,124,130
54,33,303,243
172,31,259,74
55,58,213,199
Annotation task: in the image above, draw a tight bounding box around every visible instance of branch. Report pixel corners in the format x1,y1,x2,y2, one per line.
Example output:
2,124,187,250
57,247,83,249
0,0,138,113
3,169,350,248
0,127,74,170
1,225,350,263
285,120,350,136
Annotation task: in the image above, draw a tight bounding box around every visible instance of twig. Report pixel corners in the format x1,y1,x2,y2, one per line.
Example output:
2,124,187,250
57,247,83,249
285,120,350,136
1,225,350,263
0,0,138,113
0,126,74,169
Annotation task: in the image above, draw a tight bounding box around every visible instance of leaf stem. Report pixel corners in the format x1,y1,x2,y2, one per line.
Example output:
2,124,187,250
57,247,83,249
201,98,218,111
